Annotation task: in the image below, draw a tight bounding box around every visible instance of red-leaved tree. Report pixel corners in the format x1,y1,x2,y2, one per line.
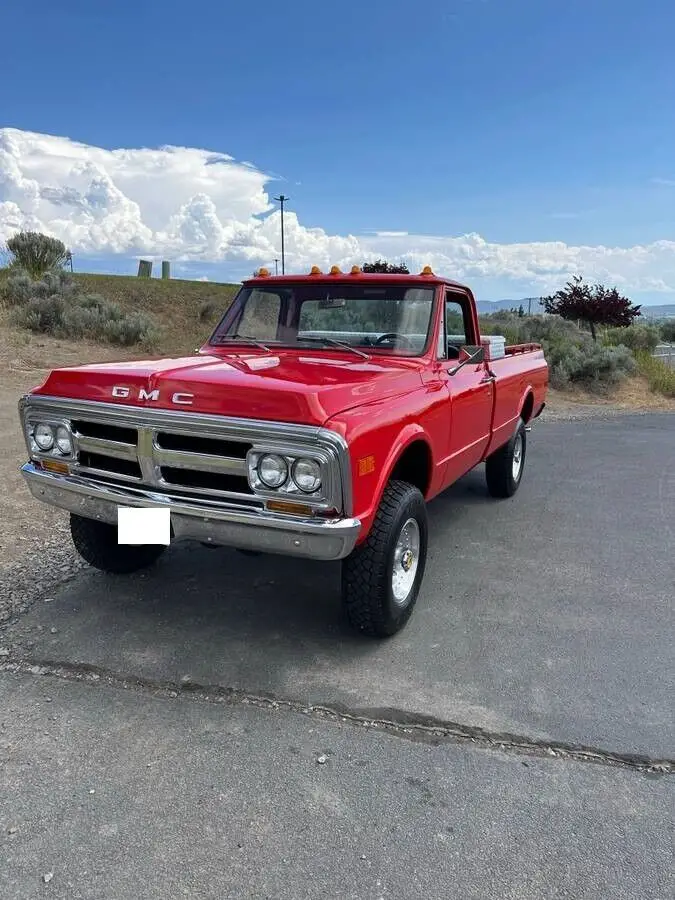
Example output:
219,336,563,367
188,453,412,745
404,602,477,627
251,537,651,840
542,276,641,341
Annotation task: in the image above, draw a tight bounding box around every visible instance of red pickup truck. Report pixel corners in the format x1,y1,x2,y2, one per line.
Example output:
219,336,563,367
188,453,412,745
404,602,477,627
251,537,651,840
18,265,547,637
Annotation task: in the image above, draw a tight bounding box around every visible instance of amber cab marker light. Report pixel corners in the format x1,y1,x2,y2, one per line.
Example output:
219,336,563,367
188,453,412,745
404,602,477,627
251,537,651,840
330,265,342,275
309,265,322,275
420,265,434,276
256,267,270,277
350,265,361,275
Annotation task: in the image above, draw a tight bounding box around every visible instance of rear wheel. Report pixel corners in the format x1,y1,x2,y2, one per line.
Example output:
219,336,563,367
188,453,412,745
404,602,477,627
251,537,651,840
342,480,428,638
485,418,526,498
70,513,166,574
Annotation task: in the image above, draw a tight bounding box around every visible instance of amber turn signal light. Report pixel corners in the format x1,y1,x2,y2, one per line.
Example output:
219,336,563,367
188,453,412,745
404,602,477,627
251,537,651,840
41,459,70,475
266,499,313,517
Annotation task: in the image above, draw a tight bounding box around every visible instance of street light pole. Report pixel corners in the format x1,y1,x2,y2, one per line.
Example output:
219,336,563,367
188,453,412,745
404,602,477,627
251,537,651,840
274,195,289,274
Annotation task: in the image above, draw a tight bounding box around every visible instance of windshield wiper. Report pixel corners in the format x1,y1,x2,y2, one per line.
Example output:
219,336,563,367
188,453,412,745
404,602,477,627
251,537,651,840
213,334,272,351
295,336,370,359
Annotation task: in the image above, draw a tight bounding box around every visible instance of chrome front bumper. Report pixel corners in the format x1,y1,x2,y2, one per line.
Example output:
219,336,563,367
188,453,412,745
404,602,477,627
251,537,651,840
21,463,361,561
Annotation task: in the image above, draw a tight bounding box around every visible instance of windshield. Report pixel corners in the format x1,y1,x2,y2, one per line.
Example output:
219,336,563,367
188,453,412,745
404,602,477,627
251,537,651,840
209,282,437,356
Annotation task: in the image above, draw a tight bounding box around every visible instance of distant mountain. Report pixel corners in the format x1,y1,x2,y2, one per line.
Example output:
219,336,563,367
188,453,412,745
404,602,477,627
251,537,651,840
476,298,675,320
638,304,675,320
476,298,545,315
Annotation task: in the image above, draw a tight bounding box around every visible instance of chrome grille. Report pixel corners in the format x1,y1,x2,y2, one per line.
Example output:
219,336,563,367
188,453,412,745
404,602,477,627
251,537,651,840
20,397,353,516
70,419,254,500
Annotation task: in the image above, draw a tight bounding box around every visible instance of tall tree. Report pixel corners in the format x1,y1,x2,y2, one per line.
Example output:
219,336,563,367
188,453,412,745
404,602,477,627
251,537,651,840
542,275,641,342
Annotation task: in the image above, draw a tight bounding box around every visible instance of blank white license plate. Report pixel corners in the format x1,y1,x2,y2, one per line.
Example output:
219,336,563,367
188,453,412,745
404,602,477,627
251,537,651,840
117,507,171,545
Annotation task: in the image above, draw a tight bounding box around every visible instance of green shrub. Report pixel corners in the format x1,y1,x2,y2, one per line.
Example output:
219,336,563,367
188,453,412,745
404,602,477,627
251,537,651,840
10,293,158,346
603,323,660,352
660,321,675,343
6,231,68,278
553,343,636,391
634,351,675,398
2,268,78,307
481,314,636,391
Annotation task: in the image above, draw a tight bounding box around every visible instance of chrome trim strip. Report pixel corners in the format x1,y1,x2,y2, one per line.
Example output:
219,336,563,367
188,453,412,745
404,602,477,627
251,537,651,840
152,447,249,477
75,465,142,484
20,395,354,516
20,464,360,561
75,435,138,462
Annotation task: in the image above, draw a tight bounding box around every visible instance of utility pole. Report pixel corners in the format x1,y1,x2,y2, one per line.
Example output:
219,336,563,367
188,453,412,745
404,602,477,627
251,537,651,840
273,195,289,274
274,258,279,275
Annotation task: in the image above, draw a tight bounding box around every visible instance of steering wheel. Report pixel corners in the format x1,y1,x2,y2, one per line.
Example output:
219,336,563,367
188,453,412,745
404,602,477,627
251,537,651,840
374,332,416,348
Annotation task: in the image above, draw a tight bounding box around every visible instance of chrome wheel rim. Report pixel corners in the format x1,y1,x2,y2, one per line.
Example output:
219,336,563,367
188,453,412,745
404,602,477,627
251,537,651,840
512,433,524,481
392,518,420,606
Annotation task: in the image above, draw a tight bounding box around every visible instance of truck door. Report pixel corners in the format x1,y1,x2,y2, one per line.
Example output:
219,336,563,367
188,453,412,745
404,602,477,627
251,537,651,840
438,291,494,487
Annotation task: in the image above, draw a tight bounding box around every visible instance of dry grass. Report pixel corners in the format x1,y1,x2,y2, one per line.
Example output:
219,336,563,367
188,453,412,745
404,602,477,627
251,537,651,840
634,350,675,398
548,376,675,413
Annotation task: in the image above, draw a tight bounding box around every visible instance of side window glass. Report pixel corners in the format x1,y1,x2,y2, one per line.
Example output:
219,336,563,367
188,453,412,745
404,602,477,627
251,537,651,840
445,298,468,361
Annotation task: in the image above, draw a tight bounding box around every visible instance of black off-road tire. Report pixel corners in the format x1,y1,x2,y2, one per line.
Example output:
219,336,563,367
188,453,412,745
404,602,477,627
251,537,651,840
70,513,167,574
485,418,527,499
342,480,428,638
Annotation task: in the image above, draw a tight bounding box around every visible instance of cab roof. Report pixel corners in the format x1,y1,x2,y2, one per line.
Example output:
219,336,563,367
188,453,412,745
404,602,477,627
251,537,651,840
242,271,470,292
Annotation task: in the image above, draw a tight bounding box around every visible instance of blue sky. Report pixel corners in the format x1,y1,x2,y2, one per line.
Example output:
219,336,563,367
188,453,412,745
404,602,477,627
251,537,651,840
2,0,675,301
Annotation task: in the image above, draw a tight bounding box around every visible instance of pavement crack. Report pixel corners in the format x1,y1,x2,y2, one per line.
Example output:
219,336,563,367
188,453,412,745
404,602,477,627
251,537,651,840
2,656,673,777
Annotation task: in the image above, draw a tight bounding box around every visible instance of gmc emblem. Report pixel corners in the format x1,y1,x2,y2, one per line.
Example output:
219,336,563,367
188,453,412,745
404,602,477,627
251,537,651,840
112,386,194,405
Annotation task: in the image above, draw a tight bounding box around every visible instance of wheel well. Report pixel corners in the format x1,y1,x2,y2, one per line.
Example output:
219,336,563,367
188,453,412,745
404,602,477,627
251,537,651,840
390,440,432,496
521,392,535,423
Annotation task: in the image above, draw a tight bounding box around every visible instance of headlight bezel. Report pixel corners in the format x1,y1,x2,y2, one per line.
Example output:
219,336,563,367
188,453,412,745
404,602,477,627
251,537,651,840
247,448,326,501
25,415,76,459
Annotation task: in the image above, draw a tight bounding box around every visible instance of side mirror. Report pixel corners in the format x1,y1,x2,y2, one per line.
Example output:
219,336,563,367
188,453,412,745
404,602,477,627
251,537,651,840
448,345,484,375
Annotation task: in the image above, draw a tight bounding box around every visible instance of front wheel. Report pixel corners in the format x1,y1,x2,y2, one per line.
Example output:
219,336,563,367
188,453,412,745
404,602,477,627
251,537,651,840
342,480,428,638
70,513,167,574
485,418,527,498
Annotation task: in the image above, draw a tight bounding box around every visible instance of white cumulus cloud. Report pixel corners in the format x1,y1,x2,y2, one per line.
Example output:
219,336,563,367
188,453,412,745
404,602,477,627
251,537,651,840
2,127,675,297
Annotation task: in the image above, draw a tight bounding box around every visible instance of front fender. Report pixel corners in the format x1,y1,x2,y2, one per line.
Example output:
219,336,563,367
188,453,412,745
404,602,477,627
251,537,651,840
352,423,432,542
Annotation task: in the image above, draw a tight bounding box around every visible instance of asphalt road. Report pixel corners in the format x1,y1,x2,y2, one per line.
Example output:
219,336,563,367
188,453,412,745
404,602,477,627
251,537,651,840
1,412,674,897
1,673,672,900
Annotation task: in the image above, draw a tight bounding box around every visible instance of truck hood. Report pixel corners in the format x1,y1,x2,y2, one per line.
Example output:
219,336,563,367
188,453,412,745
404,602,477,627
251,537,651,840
32,351,424,425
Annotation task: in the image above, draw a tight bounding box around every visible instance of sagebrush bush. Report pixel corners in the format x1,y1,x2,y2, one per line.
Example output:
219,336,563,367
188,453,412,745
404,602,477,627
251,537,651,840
2,268,78,307
6,231,68,278
480,313,636,391
10,292,158,346
660,321,675,343
603,323,660,352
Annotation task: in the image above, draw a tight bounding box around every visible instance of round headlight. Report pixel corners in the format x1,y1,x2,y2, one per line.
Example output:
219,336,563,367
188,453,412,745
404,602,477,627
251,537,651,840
55,425,72,455
34,423,55,451
258,453,288,489
292,458,322,493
